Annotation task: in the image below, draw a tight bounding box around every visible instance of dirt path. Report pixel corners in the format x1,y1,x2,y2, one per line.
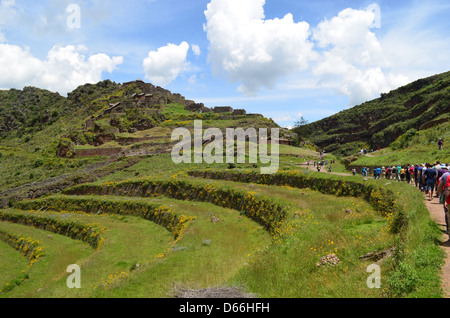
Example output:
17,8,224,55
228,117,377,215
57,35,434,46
296,163,353,177
425,196,450,297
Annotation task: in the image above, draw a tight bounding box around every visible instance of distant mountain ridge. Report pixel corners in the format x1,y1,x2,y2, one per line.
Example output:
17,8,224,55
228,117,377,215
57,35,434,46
294,70,450,154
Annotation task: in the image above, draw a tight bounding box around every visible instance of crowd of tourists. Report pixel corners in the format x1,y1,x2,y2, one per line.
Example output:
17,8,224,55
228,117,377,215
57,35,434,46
353,161,450,236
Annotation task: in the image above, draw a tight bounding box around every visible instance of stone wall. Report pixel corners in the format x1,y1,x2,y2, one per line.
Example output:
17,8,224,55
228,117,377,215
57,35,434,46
232,109,247,116
74,148,124,157
214,106,233,113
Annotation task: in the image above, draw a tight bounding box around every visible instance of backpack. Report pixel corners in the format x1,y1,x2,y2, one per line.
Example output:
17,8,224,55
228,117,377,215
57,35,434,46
439,173,449,204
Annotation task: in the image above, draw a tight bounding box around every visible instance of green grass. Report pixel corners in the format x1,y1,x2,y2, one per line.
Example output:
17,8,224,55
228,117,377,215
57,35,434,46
62,175,394,297
183,178,392,297
0,208,173,297
91,197,271,297
0,222,91,298
0,147,102,192
0,239,29,289
0,152,445,297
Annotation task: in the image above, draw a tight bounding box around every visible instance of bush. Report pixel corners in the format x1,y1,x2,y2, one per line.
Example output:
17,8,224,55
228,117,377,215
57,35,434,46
0,211,105,249
63,179,289,234
387,262,419,297
33,159,44,168
16,196,194,239
188,170,397,216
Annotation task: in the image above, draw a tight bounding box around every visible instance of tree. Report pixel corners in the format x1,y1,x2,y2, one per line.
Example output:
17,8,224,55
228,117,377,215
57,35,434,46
294,116,309,127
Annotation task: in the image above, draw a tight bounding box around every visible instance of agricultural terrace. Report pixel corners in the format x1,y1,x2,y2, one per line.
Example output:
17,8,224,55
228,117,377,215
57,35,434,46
0,149,444,298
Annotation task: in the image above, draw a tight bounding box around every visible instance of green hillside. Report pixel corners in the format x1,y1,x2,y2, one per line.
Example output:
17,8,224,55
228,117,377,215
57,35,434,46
294,70,450,155
346,121,450,167
0,79,446,299
0,80,287,203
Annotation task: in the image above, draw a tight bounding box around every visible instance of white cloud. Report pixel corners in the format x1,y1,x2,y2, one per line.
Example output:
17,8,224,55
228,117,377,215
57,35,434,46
204,0,316,95
272,112,305,123
311,7,409,106
203,1,442,107
143,41,190,87
0,43,123,94
191,44,201,56
273,115,293,122
0,0,16,42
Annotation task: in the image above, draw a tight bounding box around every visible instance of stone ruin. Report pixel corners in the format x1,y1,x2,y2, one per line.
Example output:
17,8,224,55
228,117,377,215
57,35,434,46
213,106,233,113
185,103,212,113
232,109,246,116
122,80,186,107
121,80,262,118
183,103,261,118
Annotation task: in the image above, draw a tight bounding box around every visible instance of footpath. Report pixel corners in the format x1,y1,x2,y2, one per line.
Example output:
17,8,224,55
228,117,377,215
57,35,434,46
425,198,450,297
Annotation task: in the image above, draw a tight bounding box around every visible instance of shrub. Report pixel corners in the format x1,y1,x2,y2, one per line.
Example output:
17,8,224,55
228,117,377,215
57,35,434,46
33,159,44,168
15,196,194,240
63,179,289,234
0,211,105,249
387,262,419,297
188,170,397,216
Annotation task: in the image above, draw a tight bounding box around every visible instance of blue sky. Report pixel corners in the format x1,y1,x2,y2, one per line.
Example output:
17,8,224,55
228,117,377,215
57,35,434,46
1,0,449,127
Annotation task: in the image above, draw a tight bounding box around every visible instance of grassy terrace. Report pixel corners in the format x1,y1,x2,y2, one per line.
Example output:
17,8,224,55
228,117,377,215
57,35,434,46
0,142,446,298
65,177,392,297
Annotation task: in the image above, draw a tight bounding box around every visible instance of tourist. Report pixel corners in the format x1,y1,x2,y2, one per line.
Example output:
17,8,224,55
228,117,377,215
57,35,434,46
352,168,356,176
400,166,406,182
434,161,443,195
405,165,411,184
439,169,450,236
424,163,437,201
414,164,420,188
438,139,444,151
376,167,381,179
391,166,397,181
396,164,402,181
387,166,392,180
438,164,449,180
418,164,425,192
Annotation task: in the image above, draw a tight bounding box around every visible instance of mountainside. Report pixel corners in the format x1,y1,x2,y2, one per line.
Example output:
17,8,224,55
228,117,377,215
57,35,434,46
0,79,281,194
294,71,450,155
0,79,281,155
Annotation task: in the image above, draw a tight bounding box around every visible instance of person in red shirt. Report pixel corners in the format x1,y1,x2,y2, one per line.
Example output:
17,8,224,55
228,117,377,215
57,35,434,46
443,173,450,236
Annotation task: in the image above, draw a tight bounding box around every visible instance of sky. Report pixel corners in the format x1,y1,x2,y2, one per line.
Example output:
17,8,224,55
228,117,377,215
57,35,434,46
0,0,449,128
